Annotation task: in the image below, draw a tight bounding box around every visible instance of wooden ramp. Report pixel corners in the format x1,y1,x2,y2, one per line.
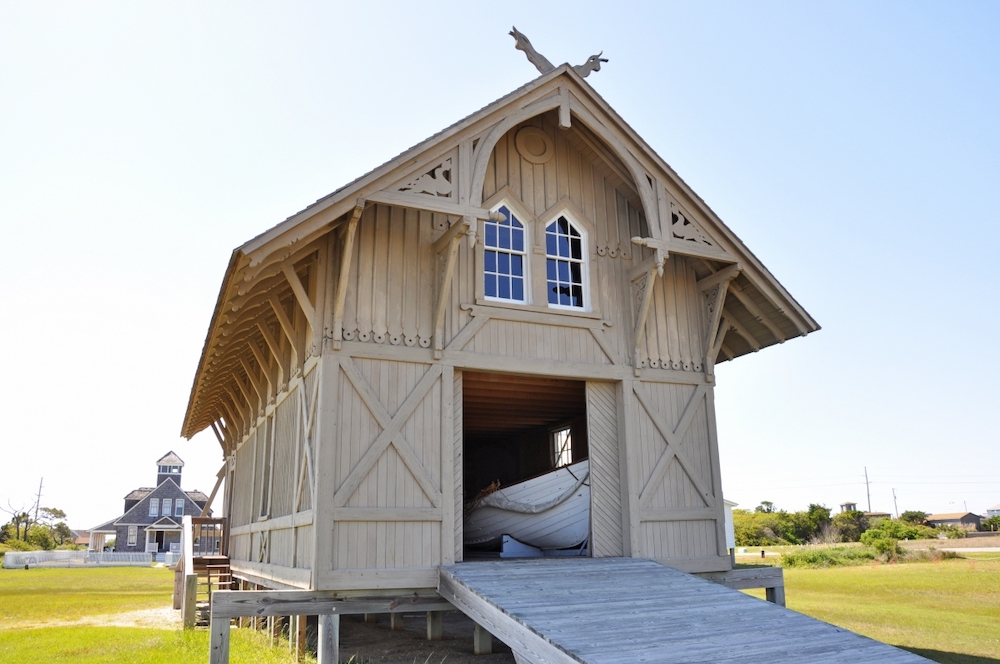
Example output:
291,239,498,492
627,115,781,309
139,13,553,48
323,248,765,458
438,558,930,664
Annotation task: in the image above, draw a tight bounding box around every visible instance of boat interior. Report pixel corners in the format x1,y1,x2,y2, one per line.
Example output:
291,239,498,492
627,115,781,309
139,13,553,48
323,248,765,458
462,371,590,555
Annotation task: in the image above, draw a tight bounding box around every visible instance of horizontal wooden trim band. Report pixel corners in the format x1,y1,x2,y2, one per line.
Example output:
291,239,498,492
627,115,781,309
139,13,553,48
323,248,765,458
230,510,313,536
318,568,439,591
210,589,452,618
333,508,442,522
640,508,717,522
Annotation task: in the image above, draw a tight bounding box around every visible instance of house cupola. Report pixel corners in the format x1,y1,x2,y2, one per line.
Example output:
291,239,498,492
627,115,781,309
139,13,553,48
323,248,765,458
155,451,184,486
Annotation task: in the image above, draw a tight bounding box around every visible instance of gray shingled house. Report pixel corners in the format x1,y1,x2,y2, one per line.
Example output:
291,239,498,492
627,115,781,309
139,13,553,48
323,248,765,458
90,452,211,555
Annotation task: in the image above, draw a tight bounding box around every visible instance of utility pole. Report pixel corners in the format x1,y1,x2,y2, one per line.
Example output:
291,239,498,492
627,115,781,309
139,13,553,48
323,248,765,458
892,488,899,518
34,478,43,524
864,467,871,513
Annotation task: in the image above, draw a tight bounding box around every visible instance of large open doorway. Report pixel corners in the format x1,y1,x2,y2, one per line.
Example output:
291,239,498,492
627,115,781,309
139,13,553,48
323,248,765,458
461,371,589,558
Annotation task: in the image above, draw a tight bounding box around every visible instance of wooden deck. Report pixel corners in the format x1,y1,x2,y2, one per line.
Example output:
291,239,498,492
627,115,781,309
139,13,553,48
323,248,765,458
438,557,930,663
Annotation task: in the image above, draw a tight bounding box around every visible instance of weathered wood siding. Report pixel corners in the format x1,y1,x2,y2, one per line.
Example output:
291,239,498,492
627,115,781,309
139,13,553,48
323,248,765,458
329,357,447,571
586,381,625,557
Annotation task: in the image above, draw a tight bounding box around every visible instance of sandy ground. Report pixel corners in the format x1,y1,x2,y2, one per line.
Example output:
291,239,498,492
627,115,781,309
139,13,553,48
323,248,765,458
21,606,182,630
338,612,516,664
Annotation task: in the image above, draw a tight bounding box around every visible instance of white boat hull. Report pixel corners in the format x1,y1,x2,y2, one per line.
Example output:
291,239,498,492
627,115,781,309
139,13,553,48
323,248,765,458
464,459,590,550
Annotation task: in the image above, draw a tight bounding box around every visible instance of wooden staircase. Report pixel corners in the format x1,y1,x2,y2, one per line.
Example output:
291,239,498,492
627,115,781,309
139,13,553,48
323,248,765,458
174,516,230,629
193,555,233,626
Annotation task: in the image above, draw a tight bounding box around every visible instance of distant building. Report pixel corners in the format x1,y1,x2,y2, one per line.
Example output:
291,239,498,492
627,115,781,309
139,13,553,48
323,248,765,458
864,511,892,520
70,529,90,548
90,452,210,554
986,504,1000,519
840,502,858,513
925,512,982,532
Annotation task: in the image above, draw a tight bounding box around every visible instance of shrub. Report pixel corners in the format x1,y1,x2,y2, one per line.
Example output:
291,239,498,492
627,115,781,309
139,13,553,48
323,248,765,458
0,539,35,552
780,546,877,568
868,537,902,561
937,525,967,539
861,519,937,544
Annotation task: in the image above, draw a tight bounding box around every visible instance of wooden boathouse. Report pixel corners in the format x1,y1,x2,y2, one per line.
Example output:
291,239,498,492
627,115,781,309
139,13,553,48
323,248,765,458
175,58,929,662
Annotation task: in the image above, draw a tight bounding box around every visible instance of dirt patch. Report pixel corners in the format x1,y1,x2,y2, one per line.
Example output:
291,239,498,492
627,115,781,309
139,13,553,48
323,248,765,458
17,606,182,630
339,612,515,664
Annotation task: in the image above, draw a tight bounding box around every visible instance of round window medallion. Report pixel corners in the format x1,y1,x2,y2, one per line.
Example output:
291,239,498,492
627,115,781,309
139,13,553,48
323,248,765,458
515,126,554,165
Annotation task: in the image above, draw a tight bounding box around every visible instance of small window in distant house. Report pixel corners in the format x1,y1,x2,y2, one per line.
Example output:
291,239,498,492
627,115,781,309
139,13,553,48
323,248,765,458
545,216,587,309
171,465,180,473
162,499,172,518
484,205,527,303
552,426,573,468
175,501,184,517
158,465,167,473
127,526,137,546
149,498,159,517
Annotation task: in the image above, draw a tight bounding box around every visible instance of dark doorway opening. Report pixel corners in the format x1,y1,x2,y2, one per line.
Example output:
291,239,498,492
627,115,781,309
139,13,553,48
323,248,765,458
462,372,589,555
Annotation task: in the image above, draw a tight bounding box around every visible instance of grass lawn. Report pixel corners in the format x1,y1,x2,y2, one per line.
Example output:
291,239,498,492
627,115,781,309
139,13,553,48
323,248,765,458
0,566,314,664
743,558,1000,663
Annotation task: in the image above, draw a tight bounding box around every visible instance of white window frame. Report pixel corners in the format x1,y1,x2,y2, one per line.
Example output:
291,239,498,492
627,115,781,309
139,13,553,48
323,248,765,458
162,499,172,518
127,526,137,546
482,202,530,305
148,498,159,517
551,425,573,468
543,212,590,312
175,501,184,517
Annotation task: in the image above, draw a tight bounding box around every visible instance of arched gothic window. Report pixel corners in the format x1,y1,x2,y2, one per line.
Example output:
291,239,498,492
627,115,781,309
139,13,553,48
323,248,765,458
545,216,586,309
484,205,527,303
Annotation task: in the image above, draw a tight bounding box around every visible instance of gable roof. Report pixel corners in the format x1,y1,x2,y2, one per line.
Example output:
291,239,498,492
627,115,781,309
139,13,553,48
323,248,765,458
926,512,981,521
182,65,820,440
156,451,184,467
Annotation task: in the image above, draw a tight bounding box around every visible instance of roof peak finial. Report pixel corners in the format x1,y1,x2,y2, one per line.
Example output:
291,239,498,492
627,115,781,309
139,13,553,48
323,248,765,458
509,27,608,79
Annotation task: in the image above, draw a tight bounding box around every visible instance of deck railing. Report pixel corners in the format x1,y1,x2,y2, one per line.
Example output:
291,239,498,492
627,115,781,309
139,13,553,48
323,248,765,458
174,515,230,628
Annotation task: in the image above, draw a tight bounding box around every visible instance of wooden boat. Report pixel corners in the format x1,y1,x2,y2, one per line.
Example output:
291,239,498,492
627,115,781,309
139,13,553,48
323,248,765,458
464,459,590,550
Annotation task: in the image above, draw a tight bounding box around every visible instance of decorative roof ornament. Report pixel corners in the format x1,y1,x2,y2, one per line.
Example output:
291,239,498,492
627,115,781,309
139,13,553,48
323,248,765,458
509,26,608,78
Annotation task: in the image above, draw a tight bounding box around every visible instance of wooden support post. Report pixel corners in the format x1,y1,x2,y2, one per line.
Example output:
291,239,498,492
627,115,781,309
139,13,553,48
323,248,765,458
427,611,443,641
296,615,307,662
209,614,231,664
182,573,198,629
332,203,364,350
317,614,339,664
364,613,377,623
390,612,405,631
474,623,493,655
268,615,276,646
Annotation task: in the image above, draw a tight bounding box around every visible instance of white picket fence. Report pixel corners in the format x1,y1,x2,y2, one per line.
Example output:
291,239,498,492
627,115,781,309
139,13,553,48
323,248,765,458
3,550,152,568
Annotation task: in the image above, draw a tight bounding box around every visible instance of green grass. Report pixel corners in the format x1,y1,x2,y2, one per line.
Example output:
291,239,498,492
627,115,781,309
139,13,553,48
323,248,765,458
0,627,308,664
0,567,313,664
743,558,1000,662
0,567,174,627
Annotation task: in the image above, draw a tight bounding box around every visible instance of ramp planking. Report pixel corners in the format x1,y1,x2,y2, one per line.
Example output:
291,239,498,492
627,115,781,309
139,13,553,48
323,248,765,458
438,557,930,664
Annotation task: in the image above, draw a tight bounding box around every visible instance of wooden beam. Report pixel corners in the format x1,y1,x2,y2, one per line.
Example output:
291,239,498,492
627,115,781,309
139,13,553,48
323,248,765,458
269,295,299,368
697,263,741,292
200,463,227,517
558,85,571,129
256,321,284,371
728,315,762,352
632,265,658,374
728,281,786,342
282,265,316,328
332,203,364,349
433,219,470,358
366,190,491,220
432,216,472,255
238,357,265,402
209,590,452,619
247,340,274,392
317,614,339,664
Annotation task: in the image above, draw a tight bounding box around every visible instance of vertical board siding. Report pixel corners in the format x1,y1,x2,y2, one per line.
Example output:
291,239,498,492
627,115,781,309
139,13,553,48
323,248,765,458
631,380,721,561
465,320,611,364
453,370,464,562
295,524,313,569
332,357,445,570
270,387,299,518
269,528,295,568
231,431,256,530
586,381,623,557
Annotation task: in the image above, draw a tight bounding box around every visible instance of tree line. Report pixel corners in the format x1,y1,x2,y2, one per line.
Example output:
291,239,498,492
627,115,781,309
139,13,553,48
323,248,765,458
1,502,77,551
732,501,996,547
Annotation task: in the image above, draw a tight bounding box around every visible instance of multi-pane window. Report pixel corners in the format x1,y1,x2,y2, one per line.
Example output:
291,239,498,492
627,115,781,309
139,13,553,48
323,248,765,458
127,526,137,546
162,499,172,518
175,501,184,517
552,426,573,468
148,498,159,517
545,216,586,308
484,205,526,303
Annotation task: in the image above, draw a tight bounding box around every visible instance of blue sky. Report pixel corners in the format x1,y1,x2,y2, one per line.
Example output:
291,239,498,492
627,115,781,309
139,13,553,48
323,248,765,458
1,2,997,528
